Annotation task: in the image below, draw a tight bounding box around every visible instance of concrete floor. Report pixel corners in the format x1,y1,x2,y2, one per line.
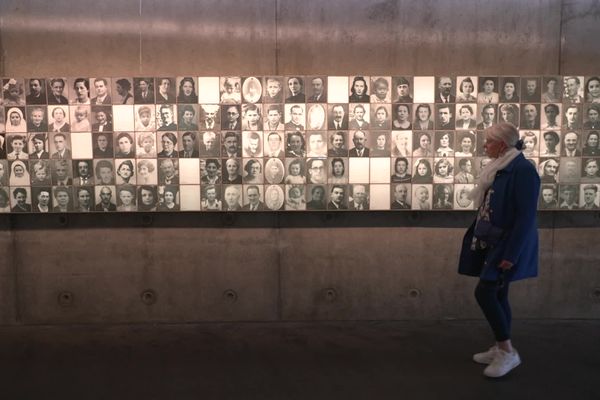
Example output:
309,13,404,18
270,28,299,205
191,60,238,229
0,320,598,400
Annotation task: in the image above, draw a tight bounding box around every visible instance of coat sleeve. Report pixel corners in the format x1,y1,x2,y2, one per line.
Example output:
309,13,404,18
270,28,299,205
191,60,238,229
502,164,540,264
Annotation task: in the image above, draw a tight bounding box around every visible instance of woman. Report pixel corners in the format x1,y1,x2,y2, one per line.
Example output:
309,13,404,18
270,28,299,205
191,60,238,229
391,157,411,183
116,160,135,185
455,132,475,157
158,186,179,211
477,78,499,104
286,132,306,158
459,123,539,378
349,76,369,102
372,106,391,130
115,132,135,158
371,133,390,157
0,188,10,213
583,104,600,129
435,132,454,157
117,185,137,211
541,77,561,103
95,160,115,185
412,132,433,157
53,187,72,212
499,78,520,103
243,159,262,184
115,78,134,104
201,159,221,184
457,77,477,102
49,107,70,132
520,131,538,157
137,160,156,185
0,161,8,186
433,158,454,183
223,158,242,184
392,132,410,157
413,104,434,130
10,160,30,186
412,158,433,183
329,158,347,184
433,184,453,209
499,104,519,126
581,158,600,182
582,131,600,156
392,104,412,130
177,77,198,103
6,108,27,133
539,158,559,183
137,186,157,211
585,76,600,103
71,78,91,105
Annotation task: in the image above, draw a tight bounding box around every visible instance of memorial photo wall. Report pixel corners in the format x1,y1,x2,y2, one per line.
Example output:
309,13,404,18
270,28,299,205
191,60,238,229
0,75,599,213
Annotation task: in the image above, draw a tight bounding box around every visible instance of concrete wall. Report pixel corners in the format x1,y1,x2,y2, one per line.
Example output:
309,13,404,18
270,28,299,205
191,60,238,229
1,0,599,324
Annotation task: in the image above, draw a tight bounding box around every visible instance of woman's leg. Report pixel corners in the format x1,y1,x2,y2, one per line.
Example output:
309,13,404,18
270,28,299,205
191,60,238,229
475,280,512,350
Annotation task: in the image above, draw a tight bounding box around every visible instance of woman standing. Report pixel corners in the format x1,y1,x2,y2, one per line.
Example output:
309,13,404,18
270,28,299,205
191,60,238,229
458,123,539,378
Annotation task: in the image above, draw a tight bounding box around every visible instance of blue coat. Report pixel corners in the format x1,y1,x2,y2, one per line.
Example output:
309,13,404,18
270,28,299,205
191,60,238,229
458,153,540,282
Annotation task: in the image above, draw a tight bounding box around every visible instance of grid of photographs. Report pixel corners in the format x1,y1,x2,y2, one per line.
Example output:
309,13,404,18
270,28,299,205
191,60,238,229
1,75,599,212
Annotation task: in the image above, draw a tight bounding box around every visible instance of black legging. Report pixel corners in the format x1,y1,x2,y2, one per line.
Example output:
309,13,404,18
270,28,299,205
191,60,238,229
475,279,512,342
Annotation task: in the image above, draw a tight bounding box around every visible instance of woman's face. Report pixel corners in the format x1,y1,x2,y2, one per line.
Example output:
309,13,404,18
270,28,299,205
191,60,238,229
289,163,300,176
588,79,600,98
397,106,409,121
440,134,450,147
141,189,154,205
376,109,387,122
118,137,132,153
96,111,107,124
99,167,113,184
75,82,89,100
587,134,599,148
438,162,448,176
118,164,132,179
483,80,494,94
10,112,21,126
417,106,430,122
419,135,430,149
249,162,260,176
53,109,65,123
288,78,301,95
332,134,344,149
182,81,193,96
588,109,599,122
544,161,558,175
585,161,599,176
462,81,474,95
226,159,238,176
12,139,24,152
138,165,149,177
377,135,386,149
353,80,365,96
546,80,556,93
164,191,175,204
460,108,472,121
333,161,344,177
14,165,24,177
503,82,515,96
461,137,472,151
206,162,218,177
119,190,133,206
56,191,69,206
116,83,125,96
395,160,407,174
289,135,302,151
417,162,428,176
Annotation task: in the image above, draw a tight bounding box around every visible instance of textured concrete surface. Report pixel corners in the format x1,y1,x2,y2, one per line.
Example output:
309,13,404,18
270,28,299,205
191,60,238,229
0,321,598,400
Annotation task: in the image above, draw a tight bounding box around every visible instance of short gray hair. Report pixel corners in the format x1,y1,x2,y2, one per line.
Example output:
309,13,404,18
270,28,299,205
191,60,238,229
485,122,519,147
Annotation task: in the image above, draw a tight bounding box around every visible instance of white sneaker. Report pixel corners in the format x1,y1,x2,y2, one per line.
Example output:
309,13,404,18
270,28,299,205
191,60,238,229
483,349,521,378
473,345,499,364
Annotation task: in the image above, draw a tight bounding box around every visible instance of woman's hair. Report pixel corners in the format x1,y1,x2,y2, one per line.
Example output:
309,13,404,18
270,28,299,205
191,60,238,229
415,104,431,118
350,76,367,95
287,158,304,175
244,159,261,175
485,122,520,147
95,159,114,179
435,158,454,175
116,132,133,143
415,159,432,176
137,185,157,210
205,158,221,169
585,76,600,97
161,131,177,146
117,160,135,176
137,159,155,173
434,184,451,200
116,78,131,91
330,157,345,175
459,77,474,93
585,131,600,147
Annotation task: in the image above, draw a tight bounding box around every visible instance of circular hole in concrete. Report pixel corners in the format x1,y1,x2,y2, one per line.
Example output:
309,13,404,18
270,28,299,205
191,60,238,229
323,287,337,302
223,289,238,303
57,291,74,307
141,290,157,305
408,288,421,298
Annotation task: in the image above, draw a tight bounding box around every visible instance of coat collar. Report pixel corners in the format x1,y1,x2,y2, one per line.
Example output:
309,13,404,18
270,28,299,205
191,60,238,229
499,152,525,173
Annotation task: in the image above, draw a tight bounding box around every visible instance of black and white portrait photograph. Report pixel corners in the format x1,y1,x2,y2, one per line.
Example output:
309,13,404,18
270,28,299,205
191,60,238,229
349,76,370,103
90,78,112,105
73,186,94,212
25,106,46,132
133,77,154,104
5,106,27,133
432,184,453,209
222,184,242,211
558,184,579,209
48,105,70,132
433,158,455,184
201,184,222,211
558,157,581,183
243,131,263,158
435,104,454,130
178,131,199,158
6,134,29,160
176,77,198,104
92,132,113,158
25,78,47,105
411,103,433,130
263,77,283,103
0,187,10,213
70,77,92,105
412,131,433,158
582,131,600,157
114,132,135,158
285,131,306,158
306,131,327,157
454,184,475,209
156,185,179,212
370,132,390,157
328,157,348,184
327,184,347,210
455,131,476,157
306,103,327,130
262,104,284,132
582,159,600,182
454,158,475,184
242,103,263,130
50,158,71,186
47,78,69,105
538,184,558,209
157,131,178,158
243,158,263,184
241,185,265,211
155,77,175,104
199,158,219,185
435,76,456,103
563,104,581,130
434,131,455,157
285,76,305,103
541,103,561,130
412,184,432,210
499,77,520,103
31,186,52,213
304,184,325,210
393,76,413,103
391,131,412,158
541,76,562,103
285,104,305,131
349,130,370,157
158,158,179,185
49,132,72,159
348,104,369,130
585,76,600,103
457,76,478,103
412,158,433,184
283,185,305,210
178,104,199,131
9,187,31,213
73,159,95,186
220,77,242,105
93,159,114,185
199,104,220,130
284,158,306,185
328,104,348,130
29,159,50,186
263,184,284,210
520,104,540,129
242,77,263,104
221,131,241,158
476,103,497,130
539,158,560,183
563,76,585,104
51,186,73,212
307,76,327,103
112,78,134,105
521,77,541,103
499,103,520,127
370,76,391,104
370,104,391,130
561,131,581,157
156,104,177,131
455,104,477,130
115,159,136,185
114,184,136,212
390,183,411,209
134,132,156,158
91,106,113,133
520,131,540,158
477,77,499,104
392,103,412,130
221,104,242,131
328,131,348,157
3,78,26,106
264,158,284,184
391,157,412,183
69,105,91,132
136,159,157,185
264,131,284,158
584,104,600,129
94,185,117,212
348,184,369,210
579,184,600,209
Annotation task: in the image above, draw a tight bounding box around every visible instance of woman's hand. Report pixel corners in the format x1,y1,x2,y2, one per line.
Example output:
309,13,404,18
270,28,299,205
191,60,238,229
499,260,514,270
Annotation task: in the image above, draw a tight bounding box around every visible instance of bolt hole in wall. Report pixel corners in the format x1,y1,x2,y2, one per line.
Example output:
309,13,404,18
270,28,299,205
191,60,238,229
223,289,238,303
57,291,74,307
140,289,157,305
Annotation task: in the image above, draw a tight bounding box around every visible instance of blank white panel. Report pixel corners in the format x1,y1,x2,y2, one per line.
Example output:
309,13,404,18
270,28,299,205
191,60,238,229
71,132,93,159
112,105,134,131
180,185,201,211
198,77,220,103
414,76,435,103
370,184,390,210
328,76,349,103
179,158,200,184
370,157,391,183
349,157,369,183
